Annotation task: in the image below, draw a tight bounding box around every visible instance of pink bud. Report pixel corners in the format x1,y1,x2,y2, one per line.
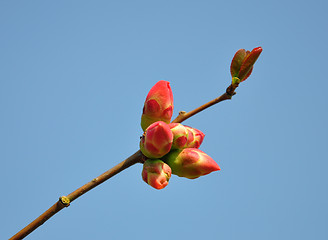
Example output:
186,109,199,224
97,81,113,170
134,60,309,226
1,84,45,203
141,80,174,131
142,159,172,190
163,148,220,179
140,121,173,159
184,126,205,148
168,123,189,149
230,47,262,82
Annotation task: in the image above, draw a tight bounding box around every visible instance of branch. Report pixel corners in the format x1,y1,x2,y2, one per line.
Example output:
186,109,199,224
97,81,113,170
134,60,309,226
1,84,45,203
172,83,237,123
10,83,238,240
10,151,145,240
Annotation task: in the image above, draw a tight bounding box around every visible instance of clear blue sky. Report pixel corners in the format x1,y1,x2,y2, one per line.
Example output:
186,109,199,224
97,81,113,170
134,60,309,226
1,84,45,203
1,1,327,239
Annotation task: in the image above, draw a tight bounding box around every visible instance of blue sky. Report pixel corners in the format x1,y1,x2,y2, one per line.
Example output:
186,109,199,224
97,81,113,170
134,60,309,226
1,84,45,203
1,1,327,239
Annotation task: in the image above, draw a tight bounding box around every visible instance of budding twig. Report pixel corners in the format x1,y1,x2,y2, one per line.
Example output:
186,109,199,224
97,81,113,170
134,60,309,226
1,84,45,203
10,83,238,240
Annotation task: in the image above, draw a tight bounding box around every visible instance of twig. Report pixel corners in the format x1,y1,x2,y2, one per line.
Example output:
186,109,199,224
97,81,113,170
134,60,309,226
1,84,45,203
172,83,236,123
10,151,145,240
10,83,237,240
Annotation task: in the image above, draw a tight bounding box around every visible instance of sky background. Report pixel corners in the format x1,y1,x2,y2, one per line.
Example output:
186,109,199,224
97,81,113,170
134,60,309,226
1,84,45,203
1,1,327,239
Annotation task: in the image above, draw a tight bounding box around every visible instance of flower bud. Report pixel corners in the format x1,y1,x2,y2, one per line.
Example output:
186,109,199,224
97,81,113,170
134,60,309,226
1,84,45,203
163,148,220,179
230,47,262,82
141,80,174,131
142,159,172,190
184,126,205,148
140,121,173,159
168,123,189,149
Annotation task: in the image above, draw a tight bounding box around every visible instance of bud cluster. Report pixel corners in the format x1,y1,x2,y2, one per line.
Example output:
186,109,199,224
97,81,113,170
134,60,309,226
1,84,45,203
140,81,220,190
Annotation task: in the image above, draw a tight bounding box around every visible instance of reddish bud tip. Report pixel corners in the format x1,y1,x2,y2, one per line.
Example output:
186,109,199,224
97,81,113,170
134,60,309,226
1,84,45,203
238,47,262,81
141,81,174,131
142,159,172,190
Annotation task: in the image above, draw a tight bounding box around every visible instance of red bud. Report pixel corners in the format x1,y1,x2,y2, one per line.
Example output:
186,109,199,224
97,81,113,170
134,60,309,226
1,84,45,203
168,123,189,149
140,121,173,159
141,81,174,131
230,47,262,82
238,47,262,81
163,148,220,179
184,126,205,148
142,159,172,190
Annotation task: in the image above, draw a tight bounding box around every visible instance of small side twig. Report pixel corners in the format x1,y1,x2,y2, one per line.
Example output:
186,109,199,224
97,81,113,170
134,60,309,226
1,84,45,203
172,83,237,123
10,83,238,240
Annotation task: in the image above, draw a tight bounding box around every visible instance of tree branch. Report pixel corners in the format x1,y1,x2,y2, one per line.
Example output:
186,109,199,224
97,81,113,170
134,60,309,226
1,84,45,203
10,83,237,240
